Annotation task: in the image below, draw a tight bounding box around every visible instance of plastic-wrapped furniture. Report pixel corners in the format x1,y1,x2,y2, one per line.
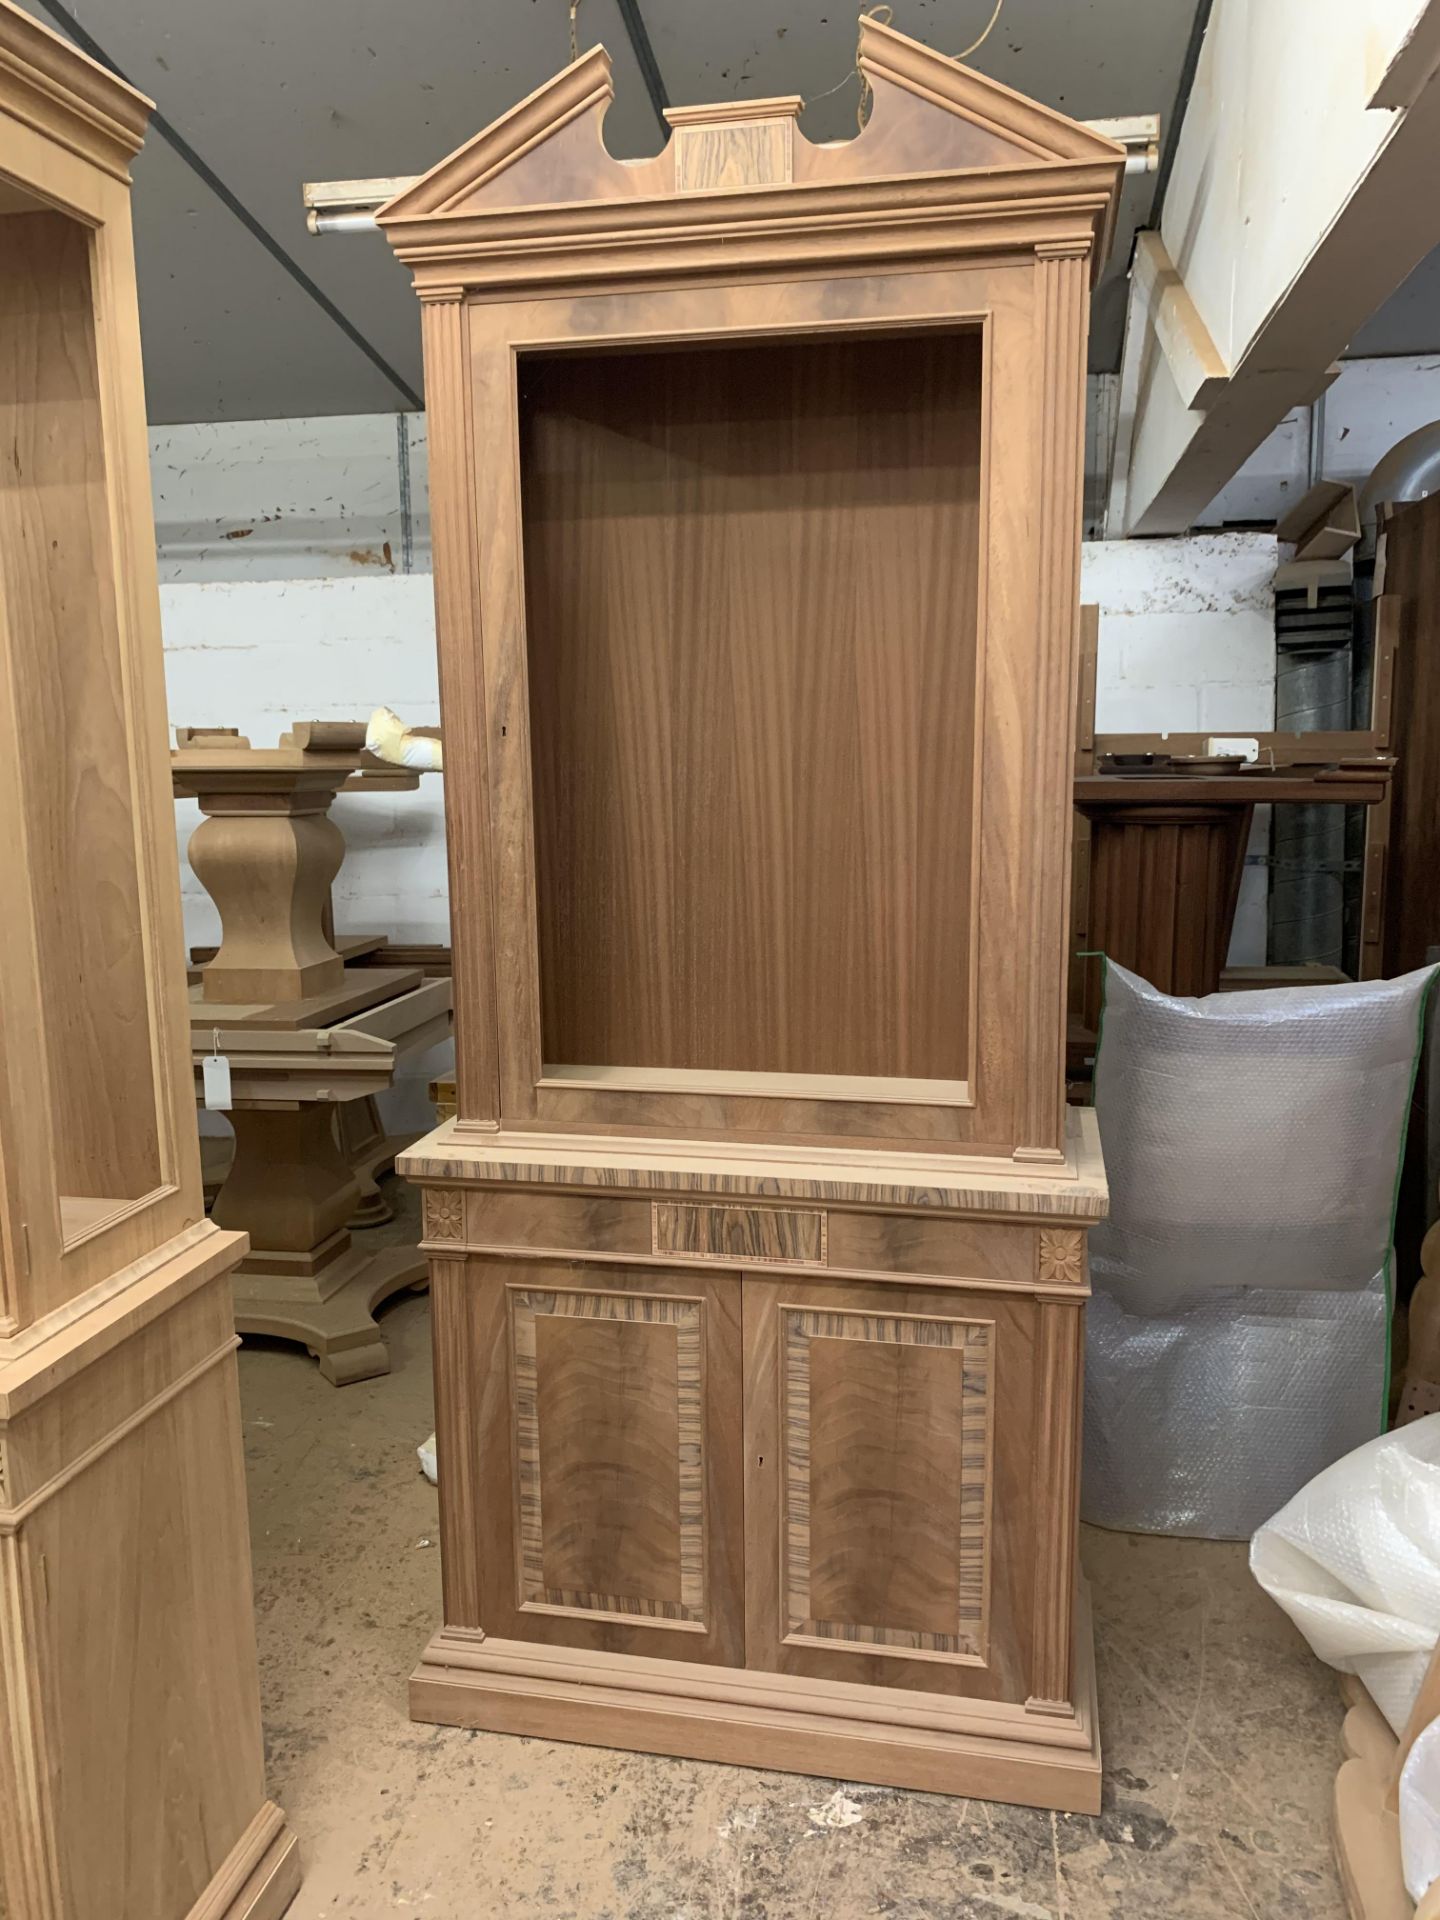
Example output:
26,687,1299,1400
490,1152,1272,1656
1084,961,1435,1539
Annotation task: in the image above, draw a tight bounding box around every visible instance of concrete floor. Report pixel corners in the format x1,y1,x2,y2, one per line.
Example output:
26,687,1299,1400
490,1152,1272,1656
242,1184,1349,1920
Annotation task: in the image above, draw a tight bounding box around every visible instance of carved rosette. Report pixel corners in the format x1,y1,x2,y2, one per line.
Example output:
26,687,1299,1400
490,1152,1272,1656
1036,1228,1084,1285
423,1188,465,1242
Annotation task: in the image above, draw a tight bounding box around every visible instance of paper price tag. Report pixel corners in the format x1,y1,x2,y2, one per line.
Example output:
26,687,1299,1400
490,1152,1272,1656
203,1034,232,1111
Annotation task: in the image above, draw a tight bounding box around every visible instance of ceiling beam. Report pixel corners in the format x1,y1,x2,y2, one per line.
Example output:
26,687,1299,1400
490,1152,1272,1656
1109,0,1440,537
615,0,669,133
29,0,421,409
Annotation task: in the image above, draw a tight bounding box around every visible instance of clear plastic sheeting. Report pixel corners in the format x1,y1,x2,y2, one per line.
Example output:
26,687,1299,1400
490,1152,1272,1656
1085,1275,1389,1540
1251,1415,1440,1737
1083,960,1436,1538
1090,962,1436,1301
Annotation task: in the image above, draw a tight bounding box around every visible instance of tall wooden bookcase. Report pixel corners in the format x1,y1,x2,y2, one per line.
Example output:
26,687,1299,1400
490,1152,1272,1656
0,6,298,1914
385,15,1118,1812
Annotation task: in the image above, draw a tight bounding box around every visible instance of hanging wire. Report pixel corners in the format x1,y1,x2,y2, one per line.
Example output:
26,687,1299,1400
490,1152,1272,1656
953,0,1005,62
804,0,1008,133
569,0,581,64
854,3,893,132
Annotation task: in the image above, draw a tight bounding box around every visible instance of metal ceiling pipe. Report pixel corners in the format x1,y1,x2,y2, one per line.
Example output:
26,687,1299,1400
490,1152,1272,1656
1360,419,1440,533
1269,579,1354,971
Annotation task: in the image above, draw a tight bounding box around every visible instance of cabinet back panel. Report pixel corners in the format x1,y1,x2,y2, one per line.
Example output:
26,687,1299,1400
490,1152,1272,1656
520,330,981,1083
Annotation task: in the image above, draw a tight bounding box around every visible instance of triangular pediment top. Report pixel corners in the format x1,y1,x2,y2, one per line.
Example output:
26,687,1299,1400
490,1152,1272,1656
377,44,622,223
857,16,1126,168
377,12,1124,228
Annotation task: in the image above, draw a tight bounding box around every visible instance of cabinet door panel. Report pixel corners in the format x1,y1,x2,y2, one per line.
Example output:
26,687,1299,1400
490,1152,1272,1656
443,1258,744,1665
744,1278,1038,1701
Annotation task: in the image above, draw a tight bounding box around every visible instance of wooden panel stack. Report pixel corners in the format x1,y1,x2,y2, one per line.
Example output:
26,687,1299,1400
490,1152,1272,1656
0,7,297,1914
380,14,1120,1812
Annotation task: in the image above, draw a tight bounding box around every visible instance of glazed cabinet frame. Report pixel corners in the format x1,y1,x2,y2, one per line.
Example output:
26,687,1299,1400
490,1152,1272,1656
0,8,298,1914
383,17,1121,1173
0,39,201,1333
458,261,1086,1161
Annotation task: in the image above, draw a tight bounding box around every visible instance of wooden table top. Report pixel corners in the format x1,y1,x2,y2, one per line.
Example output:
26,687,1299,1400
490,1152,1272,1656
1074,771,1391,807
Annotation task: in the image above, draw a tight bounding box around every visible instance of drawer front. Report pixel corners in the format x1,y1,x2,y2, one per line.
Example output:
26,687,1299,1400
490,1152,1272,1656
826,1211,1045,1287
423,1184,1081,1296
652,1200,826,1267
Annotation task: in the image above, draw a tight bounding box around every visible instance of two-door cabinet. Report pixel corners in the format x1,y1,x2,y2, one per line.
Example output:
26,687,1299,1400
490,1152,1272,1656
384,13,1118,1812
0,7,298,1914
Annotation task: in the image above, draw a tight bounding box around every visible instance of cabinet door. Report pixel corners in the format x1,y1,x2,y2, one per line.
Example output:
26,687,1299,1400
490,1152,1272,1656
744,1278,1050,1703
441,1259,744,1666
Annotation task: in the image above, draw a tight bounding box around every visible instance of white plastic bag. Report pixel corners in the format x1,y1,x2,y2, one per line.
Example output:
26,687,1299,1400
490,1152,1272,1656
1402,1717,1440,1904
1251,1414,1440,1736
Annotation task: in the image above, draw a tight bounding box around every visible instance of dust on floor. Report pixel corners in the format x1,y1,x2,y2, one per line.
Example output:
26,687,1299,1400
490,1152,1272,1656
242,1188,1346,1920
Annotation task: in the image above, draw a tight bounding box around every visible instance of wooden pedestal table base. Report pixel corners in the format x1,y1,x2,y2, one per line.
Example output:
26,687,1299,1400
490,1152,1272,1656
213,1103,428,1384
1073,769,1392,1031
203,1094,415,1228
339,1094,417,1227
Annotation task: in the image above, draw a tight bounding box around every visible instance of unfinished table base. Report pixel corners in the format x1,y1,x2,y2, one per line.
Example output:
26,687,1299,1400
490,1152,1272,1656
338,1095,417,1227
212,1102,428,1384
203,1094,415,1229
232,1234,429,1386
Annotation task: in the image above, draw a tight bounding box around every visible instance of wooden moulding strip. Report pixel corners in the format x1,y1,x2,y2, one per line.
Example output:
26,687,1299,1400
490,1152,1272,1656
0,1337,237,1531
0,1530,65,1913
538,1063,973,1107
413,1628,1094,1747
397,1110,1107,1217
183,1800,300,1920
409,1625,1101,1814
416,1240,1091,1304
0,1220,244,1389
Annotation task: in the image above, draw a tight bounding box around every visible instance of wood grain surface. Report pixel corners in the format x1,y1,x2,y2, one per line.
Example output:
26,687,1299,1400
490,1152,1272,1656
520,329,981,1085
798,1311,990,1655
744,1276,1036,1704
0,210,162,1208
519,1293,699,1619
440,1260,745,1666
651,1201,826,1267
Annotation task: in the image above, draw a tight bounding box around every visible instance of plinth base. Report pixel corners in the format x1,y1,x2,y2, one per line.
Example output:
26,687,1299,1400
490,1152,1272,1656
409,1592,1101,1815
233,1243,429,1384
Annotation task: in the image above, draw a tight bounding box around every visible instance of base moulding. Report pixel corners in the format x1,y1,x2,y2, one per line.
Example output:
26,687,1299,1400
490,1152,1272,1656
409,1598,1101,1815
186,1801,301,1920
